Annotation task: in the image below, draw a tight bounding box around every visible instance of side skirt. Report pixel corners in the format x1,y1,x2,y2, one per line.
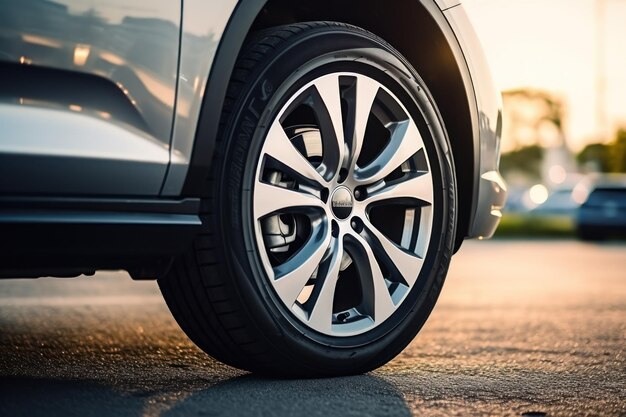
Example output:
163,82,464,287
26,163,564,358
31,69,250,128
0,197,202,279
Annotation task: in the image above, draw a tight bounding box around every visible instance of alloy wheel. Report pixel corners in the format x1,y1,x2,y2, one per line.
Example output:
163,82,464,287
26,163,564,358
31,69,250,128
253,72,434,337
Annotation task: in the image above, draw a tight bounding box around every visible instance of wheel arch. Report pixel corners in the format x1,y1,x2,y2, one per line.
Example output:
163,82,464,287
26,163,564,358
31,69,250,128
182,0,476,250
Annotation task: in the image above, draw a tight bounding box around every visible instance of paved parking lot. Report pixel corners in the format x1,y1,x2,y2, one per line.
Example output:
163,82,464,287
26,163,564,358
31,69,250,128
0,239,624,417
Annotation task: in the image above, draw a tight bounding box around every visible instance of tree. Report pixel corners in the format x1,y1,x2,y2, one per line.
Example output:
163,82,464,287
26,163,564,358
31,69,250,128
502,89,568,151
500,89,575,184
609,129,626,172
577,143,611,172
577,128,626,173
499,145,543,181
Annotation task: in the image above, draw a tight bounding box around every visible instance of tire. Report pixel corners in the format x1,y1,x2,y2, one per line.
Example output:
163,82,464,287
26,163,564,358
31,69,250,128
159,22,457,377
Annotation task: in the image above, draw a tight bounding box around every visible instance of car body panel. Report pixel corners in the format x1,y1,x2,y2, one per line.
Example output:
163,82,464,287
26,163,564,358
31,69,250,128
161,0,239,195
576,176,626,234
577,190,626,237
434,0,461,10
0,0,181,195
443,4,507,238
0,103,179,195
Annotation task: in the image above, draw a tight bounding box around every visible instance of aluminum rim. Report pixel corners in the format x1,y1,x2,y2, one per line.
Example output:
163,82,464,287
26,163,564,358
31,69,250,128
252,72,434,337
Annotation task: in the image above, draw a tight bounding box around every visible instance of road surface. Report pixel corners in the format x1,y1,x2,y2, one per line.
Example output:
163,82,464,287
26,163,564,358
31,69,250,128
0,240,624,417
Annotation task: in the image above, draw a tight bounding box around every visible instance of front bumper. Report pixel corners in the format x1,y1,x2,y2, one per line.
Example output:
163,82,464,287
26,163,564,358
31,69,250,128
471,170,507,238
443,4,508,239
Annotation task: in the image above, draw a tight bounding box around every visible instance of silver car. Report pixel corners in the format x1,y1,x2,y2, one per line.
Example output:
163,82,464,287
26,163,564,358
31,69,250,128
0,0,506,376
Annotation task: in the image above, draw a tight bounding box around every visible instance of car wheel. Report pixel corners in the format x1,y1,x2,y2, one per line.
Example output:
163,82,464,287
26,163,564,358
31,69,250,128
159,22,457,376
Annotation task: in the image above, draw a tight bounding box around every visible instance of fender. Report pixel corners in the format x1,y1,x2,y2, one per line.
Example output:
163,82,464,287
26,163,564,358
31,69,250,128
169,0,489,248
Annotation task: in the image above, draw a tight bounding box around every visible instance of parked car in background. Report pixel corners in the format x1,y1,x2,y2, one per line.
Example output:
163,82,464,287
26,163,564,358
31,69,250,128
0,0,506,376
530,177,583,217
575,175,626,240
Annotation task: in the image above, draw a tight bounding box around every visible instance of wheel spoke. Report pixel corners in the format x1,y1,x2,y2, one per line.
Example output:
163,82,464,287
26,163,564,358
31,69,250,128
254,71,437,337
254,181,325,219
347,76,380,174
313,75,345,178
362,218,423,287
364,171,433,206
307,237,344,333
351,233,396,321
263,120,326,186
355,120,423,184
272,223,332,308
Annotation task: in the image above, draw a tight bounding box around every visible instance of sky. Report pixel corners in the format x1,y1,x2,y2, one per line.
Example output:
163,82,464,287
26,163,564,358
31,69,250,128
463,0,626,151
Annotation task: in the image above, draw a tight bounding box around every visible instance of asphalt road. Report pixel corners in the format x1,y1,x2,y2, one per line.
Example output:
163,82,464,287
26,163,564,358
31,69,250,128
0,240,624,417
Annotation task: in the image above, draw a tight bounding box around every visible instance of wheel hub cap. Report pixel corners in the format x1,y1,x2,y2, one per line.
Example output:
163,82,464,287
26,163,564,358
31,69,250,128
330,186,353,220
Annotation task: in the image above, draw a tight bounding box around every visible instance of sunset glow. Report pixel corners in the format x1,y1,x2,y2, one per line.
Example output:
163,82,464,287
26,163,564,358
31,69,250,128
465,0,626,150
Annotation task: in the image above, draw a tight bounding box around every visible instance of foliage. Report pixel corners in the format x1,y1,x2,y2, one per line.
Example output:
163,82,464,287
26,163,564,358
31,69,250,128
610,128,626,172
577,128,626,173
494,214,574,238
499,145,543,180
577,143,612,172
502,89,567,151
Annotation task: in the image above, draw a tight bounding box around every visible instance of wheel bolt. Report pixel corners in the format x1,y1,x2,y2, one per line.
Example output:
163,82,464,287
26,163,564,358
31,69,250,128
354,189,361,198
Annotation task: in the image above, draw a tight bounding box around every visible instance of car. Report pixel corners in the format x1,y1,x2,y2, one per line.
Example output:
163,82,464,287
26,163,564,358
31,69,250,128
529,177,584,217
0,0,506,376
532,186,579,216
575,175,626,240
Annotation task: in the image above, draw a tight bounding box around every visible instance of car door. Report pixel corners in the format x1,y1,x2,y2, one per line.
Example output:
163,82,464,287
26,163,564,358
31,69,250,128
0,0,181,196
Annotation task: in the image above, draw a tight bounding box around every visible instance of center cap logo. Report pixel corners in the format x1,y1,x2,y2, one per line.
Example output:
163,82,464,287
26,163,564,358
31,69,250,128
331,186,353,220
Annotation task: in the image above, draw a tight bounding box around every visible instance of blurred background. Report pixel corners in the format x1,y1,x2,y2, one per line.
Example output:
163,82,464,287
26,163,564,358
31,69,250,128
465,0,626,240
1,2,624,416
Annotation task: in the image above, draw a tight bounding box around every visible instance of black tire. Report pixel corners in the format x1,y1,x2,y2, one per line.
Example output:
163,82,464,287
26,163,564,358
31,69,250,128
159,22,457,377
